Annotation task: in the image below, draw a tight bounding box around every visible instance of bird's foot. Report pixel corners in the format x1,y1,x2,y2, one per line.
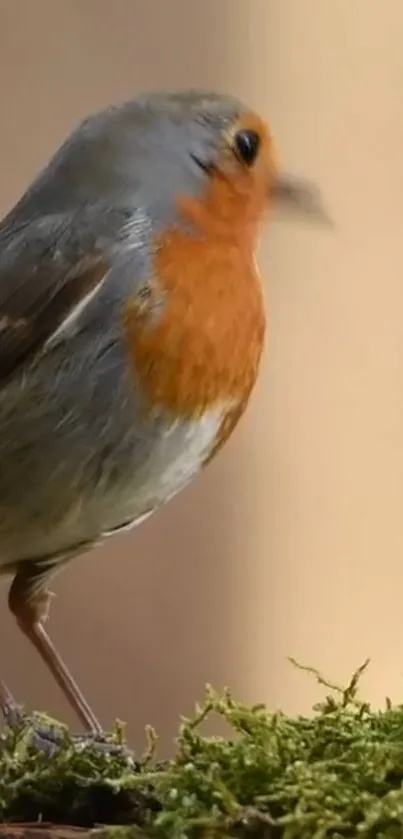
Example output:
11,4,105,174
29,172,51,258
0,692,65,757
0,682,133,760
69,728,134,759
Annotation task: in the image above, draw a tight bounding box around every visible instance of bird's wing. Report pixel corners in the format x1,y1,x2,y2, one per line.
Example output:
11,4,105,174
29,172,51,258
0,209,137,381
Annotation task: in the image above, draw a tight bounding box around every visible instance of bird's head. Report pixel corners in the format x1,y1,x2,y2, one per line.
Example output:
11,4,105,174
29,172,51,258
27,89,330,248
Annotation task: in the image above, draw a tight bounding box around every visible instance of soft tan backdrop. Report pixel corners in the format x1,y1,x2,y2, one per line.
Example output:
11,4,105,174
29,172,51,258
0,0,402,751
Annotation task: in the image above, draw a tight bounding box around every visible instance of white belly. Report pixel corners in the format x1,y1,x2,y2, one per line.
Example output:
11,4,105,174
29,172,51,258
100,402,229,534
0,402,230,568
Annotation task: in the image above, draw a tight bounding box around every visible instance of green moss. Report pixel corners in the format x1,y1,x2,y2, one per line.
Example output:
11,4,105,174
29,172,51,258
3,660,403,838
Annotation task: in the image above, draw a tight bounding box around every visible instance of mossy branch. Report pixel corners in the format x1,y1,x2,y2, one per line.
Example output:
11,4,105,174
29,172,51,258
2,660,403,838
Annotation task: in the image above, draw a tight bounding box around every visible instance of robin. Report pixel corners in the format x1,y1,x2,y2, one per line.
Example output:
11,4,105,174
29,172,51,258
0,89,328,739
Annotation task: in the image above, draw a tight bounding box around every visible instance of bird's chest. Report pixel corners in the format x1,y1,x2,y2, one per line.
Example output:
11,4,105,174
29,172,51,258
125,228,267,423
104,227,266,532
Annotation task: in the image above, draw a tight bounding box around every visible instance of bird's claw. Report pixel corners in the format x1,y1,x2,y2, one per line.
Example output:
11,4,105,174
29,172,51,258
0,692,133,760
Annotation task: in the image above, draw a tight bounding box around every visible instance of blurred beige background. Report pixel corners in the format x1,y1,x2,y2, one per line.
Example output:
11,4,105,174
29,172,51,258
0,0,402,752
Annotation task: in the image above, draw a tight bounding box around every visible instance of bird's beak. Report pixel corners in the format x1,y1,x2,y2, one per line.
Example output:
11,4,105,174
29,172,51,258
271,173,332,225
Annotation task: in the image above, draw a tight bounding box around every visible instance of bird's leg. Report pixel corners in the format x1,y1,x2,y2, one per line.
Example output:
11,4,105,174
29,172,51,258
8,562,103,737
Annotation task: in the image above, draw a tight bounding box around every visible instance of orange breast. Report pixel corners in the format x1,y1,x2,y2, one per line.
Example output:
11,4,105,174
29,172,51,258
125,166,268,457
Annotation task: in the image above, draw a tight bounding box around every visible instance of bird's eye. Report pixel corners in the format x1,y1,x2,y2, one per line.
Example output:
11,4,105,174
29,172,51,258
233,129,260,167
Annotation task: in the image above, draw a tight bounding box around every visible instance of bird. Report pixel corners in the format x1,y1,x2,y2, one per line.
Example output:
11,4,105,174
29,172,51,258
0,89,328,738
